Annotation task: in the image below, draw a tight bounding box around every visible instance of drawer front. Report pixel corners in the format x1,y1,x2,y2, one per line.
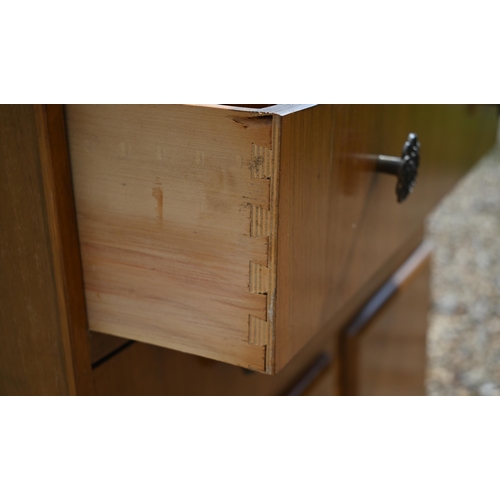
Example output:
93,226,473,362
275,104,497,370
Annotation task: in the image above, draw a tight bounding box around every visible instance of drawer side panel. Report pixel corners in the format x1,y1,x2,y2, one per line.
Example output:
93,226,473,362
65,105,279,371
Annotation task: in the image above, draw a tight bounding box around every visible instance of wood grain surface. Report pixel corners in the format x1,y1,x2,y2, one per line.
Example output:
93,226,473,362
0,105,93,395
65,104,497,375
65,105,280,372
4,104,494,393
300,363,339,396
92,320,337,396
275,104,497,372
341,245,432,396
34,105,94,395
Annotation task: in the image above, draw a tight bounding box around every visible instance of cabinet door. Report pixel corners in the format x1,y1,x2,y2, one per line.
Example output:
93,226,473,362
341,242,432,396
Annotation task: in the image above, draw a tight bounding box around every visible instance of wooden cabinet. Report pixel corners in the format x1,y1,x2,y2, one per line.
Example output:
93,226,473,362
0,104,497,395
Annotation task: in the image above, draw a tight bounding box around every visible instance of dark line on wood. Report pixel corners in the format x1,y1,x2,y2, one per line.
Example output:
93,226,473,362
344,240,433,338
92,340,135,369
286,352,332,396
345,280,398,337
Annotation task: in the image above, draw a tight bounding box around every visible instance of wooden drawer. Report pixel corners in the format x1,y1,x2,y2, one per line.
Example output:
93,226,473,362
64,104,497,374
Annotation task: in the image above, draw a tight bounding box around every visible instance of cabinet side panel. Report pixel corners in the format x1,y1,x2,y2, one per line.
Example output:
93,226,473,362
0,105,70,395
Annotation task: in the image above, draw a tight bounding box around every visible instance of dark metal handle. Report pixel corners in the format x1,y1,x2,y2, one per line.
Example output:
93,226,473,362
376,133,420,203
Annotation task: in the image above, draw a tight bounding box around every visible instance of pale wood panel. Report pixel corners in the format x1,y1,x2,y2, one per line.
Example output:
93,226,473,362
65,105,279,371
275,105,497,371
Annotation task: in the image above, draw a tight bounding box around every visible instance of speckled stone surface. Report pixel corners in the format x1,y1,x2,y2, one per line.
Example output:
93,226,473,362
426,120,500,395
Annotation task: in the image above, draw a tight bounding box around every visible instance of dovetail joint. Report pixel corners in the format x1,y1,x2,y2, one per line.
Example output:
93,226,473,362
249,261,269,294
248,315,270,346
247,143,273,347
250,144,272,179
250,205,270,238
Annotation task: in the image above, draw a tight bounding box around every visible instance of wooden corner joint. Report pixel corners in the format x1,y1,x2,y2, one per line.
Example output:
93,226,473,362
248,143,274,347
